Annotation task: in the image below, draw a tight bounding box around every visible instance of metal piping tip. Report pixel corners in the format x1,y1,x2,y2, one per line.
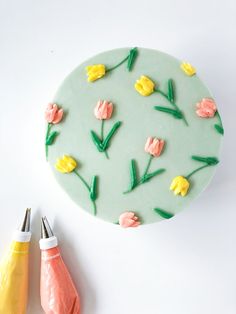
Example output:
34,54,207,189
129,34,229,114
20,208,31,232
41,216,54,239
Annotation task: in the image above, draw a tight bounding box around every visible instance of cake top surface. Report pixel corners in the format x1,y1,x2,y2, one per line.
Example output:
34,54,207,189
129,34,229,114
45,47,223,226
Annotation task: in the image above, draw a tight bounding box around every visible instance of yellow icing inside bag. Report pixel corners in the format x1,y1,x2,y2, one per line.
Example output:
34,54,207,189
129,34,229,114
0,241,29,314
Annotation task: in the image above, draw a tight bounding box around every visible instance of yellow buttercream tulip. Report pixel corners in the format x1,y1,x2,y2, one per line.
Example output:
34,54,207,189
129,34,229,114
170,176,190,196
180,62,196,76
55,155,77,173
135,75,155,96
86,64,106,82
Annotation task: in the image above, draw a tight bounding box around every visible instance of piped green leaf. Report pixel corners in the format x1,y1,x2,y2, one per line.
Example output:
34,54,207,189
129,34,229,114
141,168,166,183
102,121,122,150
167,79,175,102
90,130,104,152
154,106,183,119
90,176,98,201
191,155,219,165
45,131,59,145
130,159,138,189
127,47,138,71
214,124,224,135
153,208,174,219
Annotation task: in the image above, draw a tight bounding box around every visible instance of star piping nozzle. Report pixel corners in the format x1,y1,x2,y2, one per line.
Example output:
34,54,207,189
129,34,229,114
20,208,31,232
12,208,32,243
40,216,58,250
41,216,54,239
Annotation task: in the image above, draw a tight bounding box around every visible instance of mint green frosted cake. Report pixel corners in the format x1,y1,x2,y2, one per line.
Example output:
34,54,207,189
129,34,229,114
45,47,223,226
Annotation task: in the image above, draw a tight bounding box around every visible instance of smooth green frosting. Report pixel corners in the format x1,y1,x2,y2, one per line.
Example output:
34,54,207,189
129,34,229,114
47,48,223,225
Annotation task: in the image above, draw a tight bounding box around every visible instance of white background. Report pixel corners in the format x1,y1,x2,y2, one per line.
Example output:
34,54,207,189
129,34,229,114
0,0,235,313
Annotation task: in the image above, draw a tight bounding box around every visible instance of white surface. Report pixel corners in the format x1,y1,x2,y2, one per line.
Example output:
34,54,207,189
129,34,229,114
0,0,235,313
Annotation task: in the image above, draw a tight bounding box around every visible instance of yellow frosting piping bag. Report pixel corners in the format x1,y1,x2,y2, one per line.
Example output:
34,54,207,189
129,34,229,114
40,216,80,313
0,208,31,314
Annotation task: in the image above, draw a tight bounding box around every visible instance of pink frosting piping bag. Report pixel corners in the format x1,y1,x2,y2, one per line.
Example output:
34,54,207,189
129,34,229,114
39,216,80,314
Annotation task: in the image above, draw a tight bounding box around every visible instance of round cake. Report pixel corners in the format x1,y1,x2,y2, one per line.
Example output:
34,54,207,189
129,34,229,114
45,47,223,226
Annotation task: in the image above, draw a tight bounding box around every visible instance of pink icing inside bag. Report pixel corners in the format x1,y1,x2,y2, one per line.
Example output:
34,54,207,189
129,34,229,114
40,246,80,314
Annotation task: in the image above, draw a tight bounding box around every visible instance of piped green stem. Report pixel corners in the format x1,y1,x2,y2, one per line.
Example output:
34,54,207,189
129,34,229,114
91,121,122,159
142,155,153,178
214,111,224,135
153,208,174,219
124,156,165,194
73,170,90,190
185,164,209,180
45,123,52,160
101,119,105,141
73,170,97,215
106,56,129,72
186,155,219,179
154,89,188,126
106,47,138,73
101,120,109,159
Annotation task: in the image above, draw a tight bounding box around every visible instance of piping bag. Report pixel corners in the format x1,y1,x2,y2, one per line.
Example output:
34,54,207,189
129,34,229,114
0,208,31,314
40,216,80,314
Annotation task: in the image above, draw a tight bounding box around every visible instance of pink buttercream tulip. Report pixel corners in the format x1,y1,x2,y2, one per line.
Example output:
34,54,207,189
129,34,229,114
144,137,165,157
119,212,140,228
45,103,64,124
94,100,113,120
196,98,217,118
